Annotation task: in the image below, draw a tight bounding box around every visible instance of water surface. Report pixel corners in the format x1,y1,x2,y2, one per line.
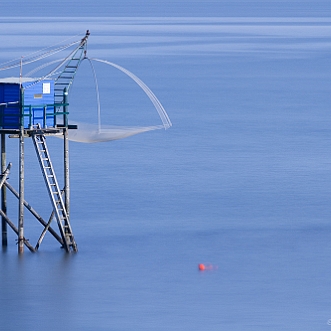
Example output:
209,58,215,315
0,15,331,331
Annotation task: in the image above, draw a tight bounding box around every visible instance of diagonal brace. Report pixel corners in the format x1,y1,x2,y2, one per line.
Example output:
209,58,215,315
35,189,65,250
4,181,64,247
0,210,35,252
0,163,35,252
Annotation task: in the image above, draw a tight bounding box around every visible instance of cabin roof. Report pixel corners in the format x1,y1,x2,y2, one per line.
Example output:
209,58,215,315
0,77,38,84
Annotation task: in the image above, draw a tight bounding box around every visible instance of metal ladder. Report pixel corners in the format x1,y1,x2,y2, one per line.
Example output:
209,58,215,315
54,55,82,105
54,30,90,107
32,127,77,252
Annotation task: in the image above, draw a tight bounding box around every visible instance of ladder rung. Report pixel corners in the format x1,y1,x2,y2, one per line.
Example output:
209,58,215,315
59,75,74,78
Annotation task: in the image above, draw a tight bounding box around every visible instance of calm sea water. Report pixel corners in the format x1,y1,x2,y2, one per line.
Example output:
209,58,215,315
1,12,331,331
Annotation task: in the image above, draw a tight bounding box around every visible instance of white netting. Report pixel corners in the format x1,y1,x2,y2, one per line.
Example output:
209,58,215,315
63,122,165,143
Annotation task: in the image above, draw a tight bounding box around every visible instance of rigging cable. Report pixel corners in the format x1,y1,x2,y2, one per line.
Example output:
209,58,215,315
0,40,81,72
85,58,102,131
90,58,172,130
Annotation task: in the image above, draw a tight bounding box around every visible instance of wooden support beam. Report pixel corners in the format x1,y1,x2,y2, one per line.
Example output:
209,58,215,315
4,182,64,247
0,210,35,252
63,88,70,218
64,128,70,217
35,189,65,250
35,209,56,251
0,163,11,188
0,165,34,252
18,127,24,253
1,134,7,247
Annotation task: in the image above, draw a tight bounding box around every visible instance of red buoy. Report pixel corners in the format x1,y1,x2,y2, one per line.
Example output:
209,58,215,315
198,263,206,271
198,263,217,271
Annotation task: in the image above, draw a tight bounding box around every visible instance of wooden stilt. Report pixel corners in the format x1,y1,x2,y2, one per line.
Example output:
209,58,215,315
63,88,70,218
18,87,25,254
4,182,64,247
1,134,7,247
18,127,24,254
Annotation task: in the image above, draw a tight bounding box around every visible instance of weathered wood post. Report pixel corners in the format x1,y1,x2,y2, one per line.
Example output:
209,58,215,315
18,87,24,253
1,133,7,247
63,88,70,217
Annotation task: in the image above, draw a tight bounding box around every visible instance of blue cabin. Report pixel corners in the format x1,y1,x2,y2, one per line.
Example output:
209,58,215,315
0,78,56,130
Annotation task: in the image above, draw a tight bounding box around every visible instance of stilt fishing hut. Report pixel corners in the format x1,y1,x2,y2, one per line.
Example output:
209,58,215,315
0,31,90,253
0,30,171,254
